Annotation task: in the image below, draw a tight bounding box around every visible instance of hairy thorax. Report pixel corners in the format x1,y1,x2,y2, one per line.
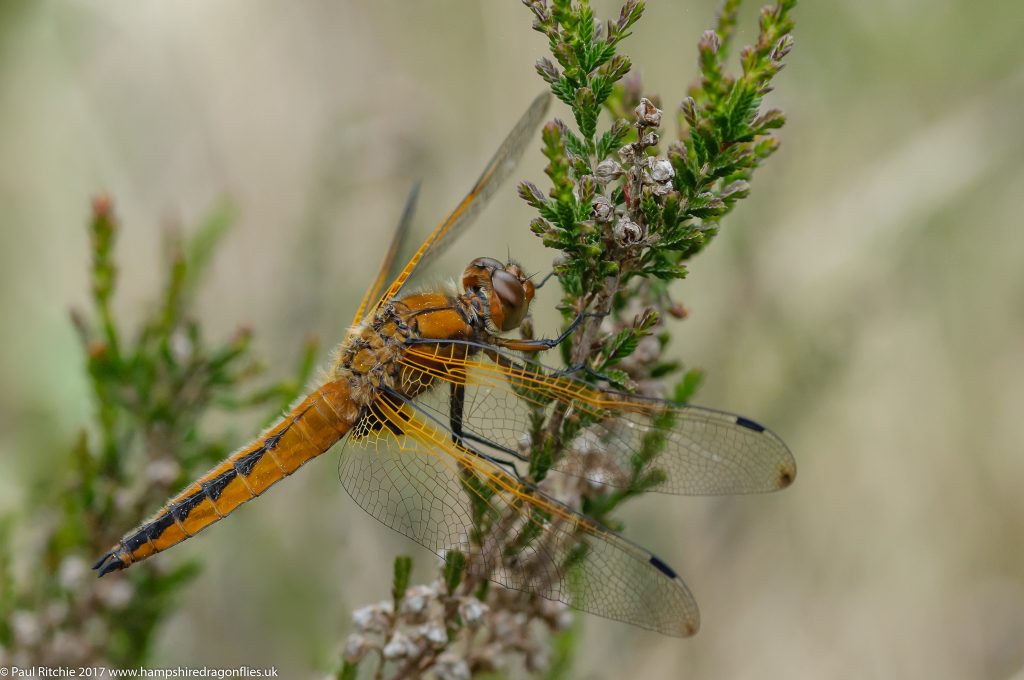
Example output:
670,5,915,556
331,291,479,410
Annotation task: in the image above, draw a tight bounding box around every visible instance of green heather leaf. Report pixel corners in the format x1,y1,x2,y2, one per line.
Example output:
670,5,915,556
552,77,576,107
604,327,639,365
544,623,579,680
563,128,590,158
529,439,555,480
602,368,631,390
183,200,235,295
444,550,466,593
673,368,705,403
724,84,760,140
649,360,680,378
336,662,357,680
392,555,413,604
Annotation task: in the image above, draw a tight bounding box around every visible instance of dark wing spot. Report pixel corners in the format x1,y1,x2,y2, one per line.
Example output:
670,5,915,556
778,464,796,488
649,555,678,579
735,416,766,433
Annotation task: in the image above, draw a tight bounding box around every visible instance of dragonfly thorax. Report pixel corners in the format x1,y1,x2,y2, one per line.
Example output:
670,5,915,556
333,291,478,407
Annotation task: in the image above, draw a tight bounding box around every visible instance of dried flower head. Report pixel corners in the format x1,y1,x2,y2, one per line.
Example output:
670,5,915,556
592,195,615,223
382,630,418,660
613,217,644,246
634,97,663,127
650,157,675,183
595,158,624,183
343,634,372,664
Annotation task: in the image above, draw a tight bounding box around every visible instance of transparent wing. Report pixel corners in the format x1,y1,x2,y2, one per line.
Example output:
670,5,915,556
349,182,421,329
366,92,551,317
400,342,797,496
339,391,700,636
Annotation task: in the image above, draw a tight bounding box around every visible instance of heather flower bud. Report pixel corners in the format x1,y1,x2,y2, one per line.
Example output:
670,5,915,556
603,54,631,81
680,97,698,127
753,108,786,130
517,181,546,207
721,179,750,200
535,57,560,84
529,217,553,236
634,97,662,127
575,86,595,110
699,29,721,55
578,174,597,200
668,301,690,319
772,34,795,61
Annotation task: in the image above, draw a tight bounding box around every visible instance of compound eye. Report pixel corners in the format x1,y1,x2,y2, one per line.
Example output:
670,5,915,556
471,257,504,273
492,269,527,331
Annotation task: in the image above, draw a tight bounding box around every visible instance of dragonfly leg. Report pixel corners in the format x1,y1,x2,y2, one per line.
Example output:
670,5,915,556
448,383,525,476
480,344,602,394
532,269,557,290
493,311,604,353
449,382,466,445
552,362,617,384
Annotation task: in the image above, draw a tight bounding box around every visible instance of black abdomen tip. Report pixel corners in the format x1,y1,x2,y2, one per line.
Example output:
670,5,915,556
93,550,126,577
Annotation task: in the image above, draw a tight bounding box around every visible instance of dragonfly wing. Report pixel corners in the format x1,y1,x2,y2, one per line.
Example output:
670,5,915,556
339,393,474,555
367,92,551,316
350,182,421,329
401,342,796,495
339,390,700,636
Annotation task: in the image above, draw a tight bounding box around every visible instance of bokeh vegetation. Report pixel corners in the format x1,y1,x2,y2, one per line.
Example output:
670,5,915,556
2,0,1024,677
0,198,316,666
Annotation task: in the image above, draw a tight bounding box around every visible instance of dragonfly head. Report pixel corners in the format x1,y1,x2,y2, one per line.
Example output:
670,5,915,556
462,257,535,332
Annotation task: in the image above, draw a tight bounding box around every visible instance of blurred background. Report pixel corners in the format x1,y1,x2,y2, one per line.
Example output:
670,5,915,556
2,0,1024,677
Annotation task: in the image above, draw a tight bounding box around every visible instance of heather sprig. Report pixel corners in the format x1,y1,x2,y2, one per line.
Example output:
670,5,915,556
0,198,317,668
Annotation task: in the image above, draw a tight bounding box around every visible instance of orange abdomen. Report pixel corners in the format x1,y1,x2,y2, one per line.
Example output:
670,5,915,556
95,379,355,575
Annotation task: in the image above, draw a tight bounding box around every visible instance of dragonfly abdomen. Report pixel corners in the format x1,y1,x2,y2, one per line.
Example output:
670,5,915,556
94,379,356,576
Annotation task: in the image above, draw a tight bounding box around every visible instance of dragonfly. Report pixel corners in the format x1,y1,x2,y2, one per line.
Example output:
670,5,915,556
94,91,796,637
